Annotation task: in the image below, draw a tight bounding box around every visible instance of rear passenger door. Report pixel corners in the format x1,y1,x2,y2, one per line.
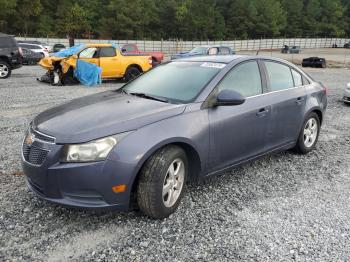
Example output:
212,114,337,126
262,61,307,149
98,47,121,78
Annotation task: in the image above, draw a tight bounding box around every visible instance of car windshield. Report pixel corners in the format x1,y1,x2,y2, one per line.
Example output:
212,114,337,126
189,47,207,54
122,62,224,103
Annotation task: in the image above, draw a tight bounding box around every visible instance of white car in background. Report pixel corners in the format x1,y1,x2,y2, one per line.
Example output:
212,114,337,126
344,83,350,104
18,43,49,57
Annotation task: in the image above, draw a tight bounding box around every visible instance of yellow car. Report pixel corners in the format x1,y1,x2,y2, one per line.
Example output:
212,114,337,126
39,44,153,83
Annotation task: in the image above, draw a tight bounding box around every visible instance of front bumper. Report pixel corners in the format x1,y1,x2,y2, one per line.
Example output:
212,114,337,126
21,133,133,211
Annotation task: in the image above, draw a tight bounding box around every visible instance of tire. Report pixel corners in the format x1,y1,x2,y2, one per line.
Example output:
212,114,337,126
293,112,320,154
321,61,326,68
0,60,11,79
152,57,158,67
137,145,188,219
124,66,141,82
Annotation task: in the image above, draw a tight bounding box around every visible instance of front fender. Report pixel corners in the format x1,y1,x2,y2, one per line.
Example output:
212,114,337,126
107,104,209,190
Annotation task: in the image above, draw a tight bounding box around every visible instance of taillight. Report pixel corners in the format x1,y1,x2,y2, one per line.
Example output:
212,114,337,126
18,47,23,57
323,85,329,95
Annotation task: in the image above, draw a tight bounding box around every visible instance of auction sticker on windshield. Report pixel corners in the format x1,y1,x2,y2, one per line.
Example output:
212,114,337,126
200,62,226,69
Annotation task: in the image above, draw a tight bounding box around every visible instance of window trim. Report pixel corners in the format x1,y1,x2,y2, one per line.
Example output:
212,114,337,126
215,59,265,97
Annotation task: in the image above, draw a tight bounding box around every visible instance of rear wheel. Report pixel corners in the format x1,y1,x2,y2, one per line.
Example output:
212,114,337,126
0,60,11,79
137,145,188,219
124,66,141,82
293,112,320,154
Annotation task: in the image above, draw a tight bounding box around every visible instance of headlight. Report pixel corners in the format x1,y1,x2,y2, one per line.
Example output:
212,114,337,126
60,132,131,163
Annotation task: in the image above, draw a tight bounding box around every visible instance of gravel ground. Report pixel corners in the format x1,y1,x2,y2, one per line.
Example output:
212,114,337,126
0,65,350,261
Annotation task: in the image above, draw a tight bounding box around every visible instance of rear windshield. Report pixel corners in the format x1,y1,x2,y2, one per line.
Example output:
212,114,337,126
0,36,17,48
123,61,224,103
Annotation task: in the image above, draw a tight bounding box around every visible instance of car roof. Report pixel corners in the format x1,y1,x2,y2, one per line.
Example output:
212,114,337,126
175,55,245,63
19,43,43,47
193,45,232,49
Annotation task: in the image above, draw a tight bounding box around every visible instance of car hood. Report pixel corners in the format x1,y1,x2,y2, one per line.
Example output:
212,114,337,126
33,91,186,144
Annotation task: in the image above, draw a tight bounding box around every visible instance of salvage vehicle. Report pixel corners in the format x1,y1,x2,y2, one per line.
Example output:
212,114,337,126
22,55,327,219
22,48,43,65
18,43,49,57
121,43,164,66
0,33,23,79
18,40,52,52
38,43,153,84
281,45,301,54
171,45,234,60
302,57,326,68
343,83,350,104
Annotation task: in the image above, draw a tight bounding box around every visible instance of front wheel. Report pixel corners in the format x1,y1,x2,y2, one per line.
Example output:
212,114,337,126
0,60,11,79
294,112,320,154
124,66,141,82
137,145,188,219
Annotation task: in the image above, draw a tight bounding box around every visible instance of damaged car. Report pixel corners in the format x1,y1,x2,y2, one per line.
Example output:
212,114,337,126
38,44,153,86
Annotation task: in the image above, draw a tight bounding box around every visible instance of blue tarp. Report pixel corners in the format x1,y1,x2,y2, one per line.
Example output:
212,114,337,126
52,44,86,58
74,59,102,86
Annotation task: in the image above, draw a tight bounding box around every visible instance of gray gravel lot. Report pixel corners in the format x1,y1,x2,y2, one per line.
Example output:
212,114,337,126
0,65,350,261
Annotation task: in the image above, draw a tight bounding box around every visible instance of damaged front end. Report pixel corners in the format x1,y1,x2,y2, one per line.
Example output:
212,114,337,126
37,56,79,86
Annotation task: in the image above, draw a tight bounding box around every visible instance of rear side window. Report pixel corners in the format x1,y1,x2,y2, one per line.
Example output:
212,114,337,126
100,47,116,57
122,45,135,52
218,61,262,97
0,37,16,48
220,47,231,55
265,61,294,91
291,69,303,87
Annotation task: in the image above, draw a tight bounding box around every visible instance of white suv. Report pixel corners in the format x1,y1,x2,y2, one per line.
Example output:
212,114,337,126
18,43,49,57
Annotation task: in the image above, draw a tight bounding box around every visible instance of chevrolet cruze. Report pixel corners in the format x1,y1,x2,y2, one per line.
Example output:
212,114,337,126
22,56,327,219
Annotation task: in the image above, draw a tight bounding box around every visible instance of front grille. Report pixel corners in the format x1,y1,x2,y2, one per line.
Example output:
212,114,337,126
22,144,49,166
30,127,55,143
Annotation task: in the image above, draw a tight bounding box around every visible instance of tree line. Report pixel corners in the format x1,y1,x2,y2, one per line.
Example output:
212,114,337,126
0,0,350,40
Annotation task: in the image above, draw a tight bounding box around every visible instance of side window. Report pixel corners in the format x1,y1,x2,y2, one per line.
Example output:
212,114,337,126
302,76,310,85
291,69,303,87
208,48,218,55
265,61,294,91
100,47,116,57
220,47,231,55
218,61,263,97
79,47,98,59
122,45,135,52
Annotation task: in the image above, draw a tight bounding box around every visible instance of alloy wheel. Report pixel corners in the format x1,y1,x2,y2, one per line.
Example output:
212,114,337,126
303,118,318,148
0,64,9,78
162,158,185,208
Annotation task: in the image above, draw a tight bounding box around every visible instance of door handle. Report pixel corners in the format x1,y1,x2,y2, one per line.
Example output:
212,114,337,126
256,107,269,117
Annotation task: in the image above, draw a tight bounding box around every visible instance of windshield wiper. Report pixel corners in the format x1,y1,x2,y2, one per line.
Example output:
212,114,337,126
129,92,169,103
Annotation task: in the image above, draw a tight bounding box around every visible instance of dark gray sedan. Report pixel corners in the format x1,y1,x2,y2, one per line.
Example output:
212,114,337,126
22,56,327,219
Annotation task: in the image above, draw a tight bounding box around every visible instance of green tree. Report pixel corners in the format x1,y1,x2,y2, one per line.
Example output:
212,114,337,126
281,0,303,37
0,0,17,32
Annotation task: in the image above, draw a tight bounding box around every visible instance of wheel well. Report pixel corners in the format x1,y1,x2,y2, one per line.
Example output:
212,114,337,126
0,56,10,64
312,109,323,125
126,64,143,73
130,142,202,195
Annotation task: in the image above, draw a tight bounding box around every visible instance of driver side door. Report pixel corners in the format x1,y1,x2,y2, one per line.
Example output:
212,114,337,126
208,60,271,172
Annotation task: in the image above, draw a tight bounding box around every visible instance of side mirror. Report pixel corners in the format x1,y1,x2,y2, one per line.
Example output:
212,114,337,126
215,89,246,106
